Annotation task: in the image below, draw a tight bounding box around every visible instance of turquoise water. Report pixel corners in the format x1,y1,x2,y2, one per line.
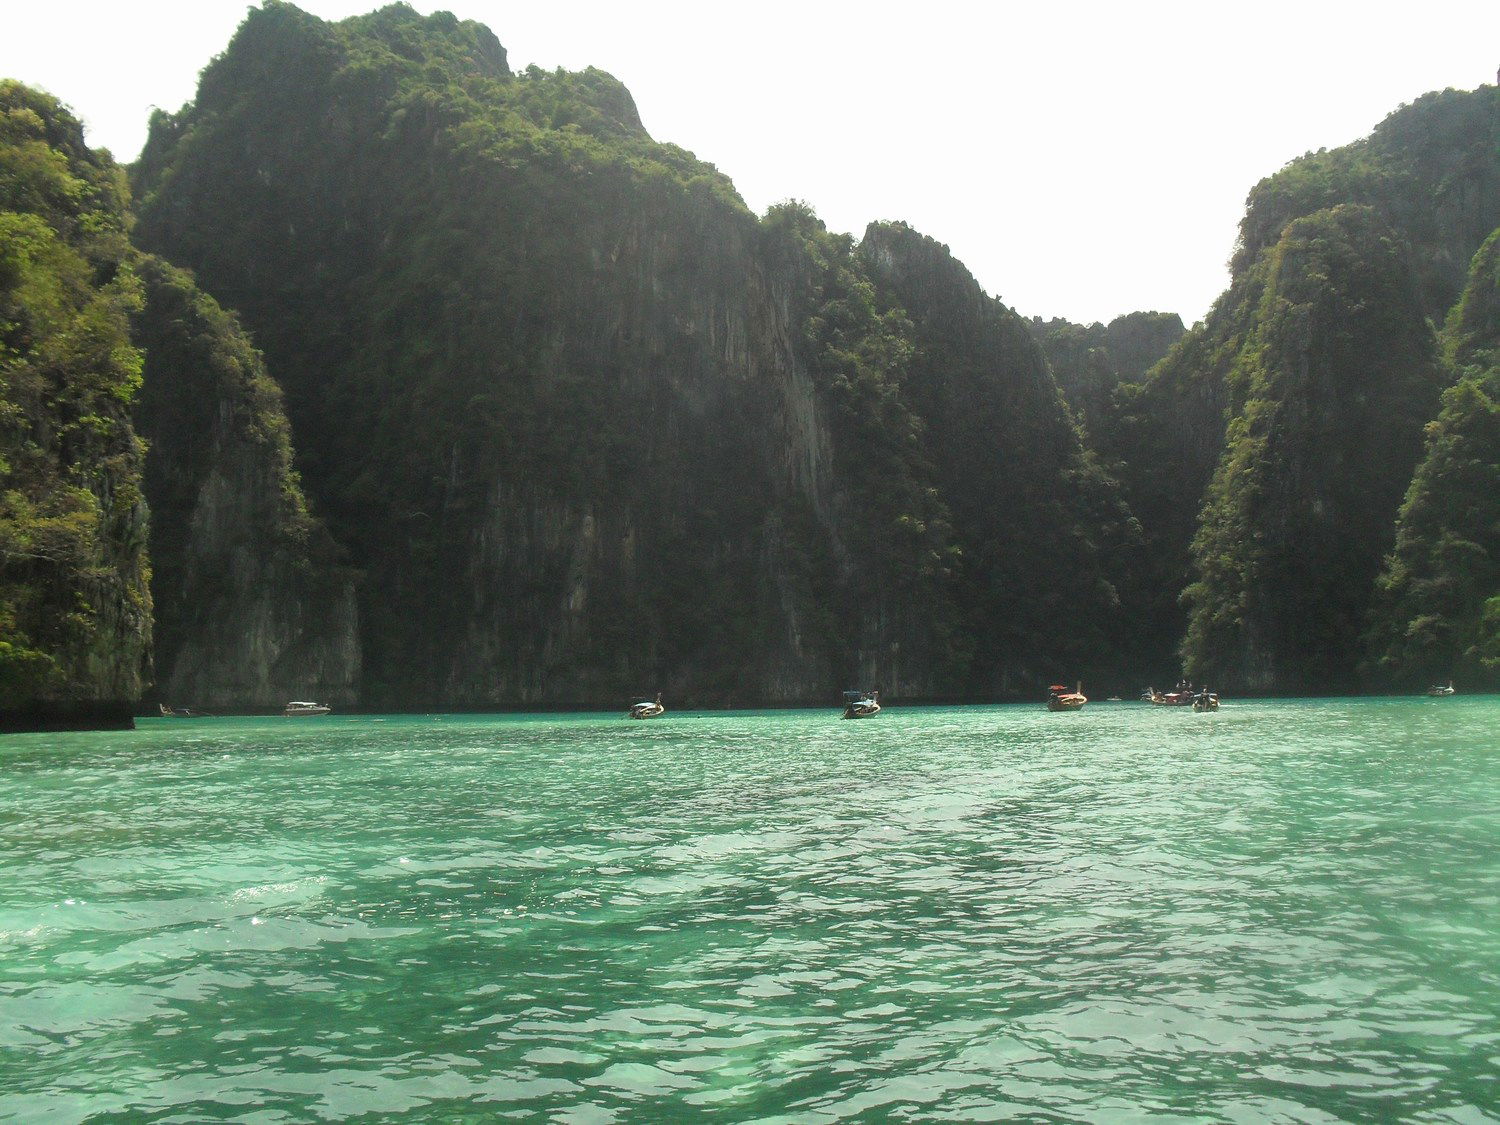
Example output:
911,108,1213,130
2,699,1497,1122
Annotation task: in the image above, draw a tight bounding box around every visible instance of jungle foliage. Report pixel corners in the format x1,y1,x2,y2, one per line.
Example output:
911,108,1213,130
1099,85,1498,692
1181,206,1445,690
0,81,150,706
128,2,1153,703
2,4,1495,708
1029,311,1184,437
1364,228,1500,688
1,76,348,715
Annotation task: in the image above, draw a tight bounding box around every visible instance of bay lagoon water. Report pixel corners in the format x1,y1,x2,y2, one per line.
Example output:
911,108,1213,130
2,698,1497,1122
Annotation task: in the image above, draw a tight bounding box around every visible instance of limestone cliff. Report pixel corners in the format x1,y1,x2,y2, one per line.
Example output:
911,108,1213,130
0,82,151,722
1363,227,1500,690
1235,87,1500,321
860,222,1138,690
132,257,360,709
130,3,1146,705
1103,85,1499,684
1029,311,1184,436
1182,206,1445,692
14,11,1494,705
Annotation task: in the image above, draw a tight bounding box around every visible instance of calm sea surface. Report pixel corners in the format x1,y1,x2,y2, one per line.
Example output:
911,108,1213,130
1,699,1497,1122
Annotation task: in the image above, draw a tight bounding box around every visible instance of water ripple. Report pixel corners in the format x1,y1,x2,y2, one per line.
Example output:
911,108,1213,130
1,700,1497,1121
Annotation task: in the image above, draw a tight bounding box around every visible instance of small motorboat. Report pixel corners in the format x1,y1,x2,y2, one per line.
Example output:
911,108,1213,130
1046,683,1087,712
1426,682,1455,697
284,701,331,716
841,690,881,719
1192,689,1219,712
628,693,665,719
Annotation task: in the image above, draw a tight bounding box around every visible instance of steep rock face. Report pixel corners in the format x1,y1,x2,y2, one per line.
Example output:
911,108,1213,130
0,82,151,715
1364,228,1500,689
1235,87,1500,320
860,222,1137,690
133,4,857,706
1101,312,1190,382
385,198,837,706
759,204,962,696
1103,86,1499,681
1029,310,1184,435
1182,206,1445,692
132,257,360,709
131,4,1150,705
1100,275,1262,678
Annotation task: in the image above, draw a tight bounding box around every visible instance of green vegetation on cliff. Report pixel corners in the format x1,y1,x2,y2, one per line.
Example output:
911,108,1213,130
1235,87,1499,318
4,6,1494,705
135,2,819,705
130,2,1148,704
1099,86,1497,689
0,73,360,717
132,255,359,708
761,202,962,684
1181,206,1445,691
1029,311,1184,436
0,82,150,707
1099,278,1262,679
1364,228,1500,688
859,222,1139,690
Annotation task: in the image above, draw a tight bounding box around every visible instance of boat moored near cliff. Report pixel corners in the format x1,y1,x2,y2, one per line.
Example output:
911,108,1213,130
1426,681,1455,697
1145,680,1198,706
159,704,213,717
628,694,665,719
284,701,331,716
1046,683,1087,712
842,690,881,719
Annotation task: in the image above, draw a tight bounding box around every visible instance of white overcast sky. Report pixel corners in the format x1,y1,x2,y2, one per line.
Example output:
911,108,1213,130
4,1,1497,325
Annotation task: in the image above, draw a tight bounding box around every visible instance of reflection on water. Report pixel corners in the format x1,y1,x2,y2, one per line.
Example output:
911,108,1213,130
2,699,1498,1120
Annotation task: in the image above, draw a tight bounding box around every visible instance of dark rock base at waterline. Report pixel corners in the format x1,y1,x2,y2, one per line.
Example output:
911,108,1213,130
0,701,136,733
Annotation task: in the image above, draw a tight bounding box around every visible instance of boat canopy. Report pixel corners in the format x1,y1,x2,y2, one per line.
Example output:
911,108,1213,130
1048,685,1070,693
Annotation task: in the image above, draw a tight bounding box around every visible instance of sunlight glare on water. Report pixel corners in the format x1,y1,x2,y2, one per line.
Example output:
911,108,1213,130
1,698,1497,1121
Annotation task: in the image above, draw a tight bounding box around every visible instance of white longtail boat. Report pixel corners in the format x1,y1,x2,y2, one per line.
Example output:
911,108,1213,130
628,694,665,719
